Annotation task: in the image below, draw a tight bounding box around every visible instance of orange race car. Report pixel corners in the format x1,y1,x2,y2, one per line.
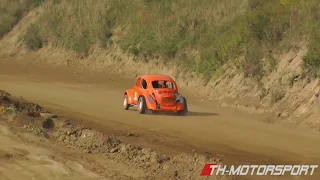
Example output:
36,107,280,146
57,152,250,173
123,74,188,115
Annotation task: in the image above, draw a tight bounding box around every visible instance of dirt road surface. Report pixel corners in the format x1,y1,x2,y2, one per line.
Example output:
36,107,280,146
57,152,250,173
0,59,320,179
0,121,148,180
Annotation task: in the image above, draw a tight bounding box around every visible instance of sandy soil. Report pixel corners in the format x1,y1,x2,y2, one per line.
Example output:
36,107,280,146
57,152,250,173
0,59,320,179
0,121,150,180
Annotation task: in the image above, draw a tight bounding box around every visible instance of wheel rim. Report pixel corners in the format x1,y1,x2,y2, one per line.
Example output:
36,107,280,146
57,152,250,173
139,98,143,111
123,96,127,107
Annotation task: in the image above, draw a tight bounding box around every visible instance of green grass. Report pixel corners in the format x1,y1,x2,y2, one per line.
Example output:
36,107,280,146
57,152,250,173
24,23,42,51
303,28,320,77
0,0,44,39
18,0,320,80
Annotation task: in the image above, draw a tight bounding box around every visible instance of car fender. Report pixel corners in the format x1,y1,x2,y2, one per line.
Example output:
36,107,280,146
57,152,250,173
140,92,157,110
124,89,135,104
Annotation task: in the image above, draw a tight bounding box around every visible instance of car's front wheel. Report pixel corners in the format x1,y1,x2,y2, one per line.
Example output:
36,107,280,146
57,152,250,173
138,96,147,114
123,94,130,110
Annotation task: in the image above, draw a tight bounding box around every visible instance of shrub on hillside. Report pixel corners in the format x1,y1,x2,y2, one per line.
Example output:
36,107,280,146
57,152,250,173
303,49,320,78
24,23,43,51
302,10,320,77
242,41,264,79
0,4,23,38
0,0,45,39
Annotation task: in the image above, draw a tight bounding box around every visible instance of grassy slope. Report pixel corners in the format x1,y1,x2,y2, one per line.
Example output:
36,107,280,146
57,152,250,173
0,0,43,38
20,0,320,82
2,0,320,81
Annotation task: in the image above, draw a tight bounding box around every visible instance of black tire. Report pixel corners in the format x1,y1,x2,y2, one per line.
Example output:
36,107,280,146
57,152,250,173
123,94,130,110
138,96,147,114
177,97,188,116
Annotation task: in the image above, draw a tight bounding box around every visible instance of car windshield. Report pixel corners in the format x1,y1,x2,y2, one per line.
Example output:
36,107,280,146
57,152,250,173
152,80,175,89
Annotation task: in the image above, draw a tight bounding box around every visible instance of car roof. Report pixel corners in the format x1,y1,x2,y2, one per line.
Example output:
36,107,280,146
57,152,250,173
139,74,175,82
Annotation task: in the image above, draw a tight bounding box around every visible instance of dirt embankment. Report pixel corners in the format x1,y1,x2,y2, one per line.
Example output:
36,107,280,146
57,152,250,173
0,90,234,180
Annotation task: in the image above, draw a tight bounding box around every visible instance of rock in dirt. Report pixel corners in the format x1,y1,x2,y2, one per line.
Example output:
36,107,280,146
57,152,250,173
110,147,119,153
27,112,41,117
126,133,139,137
0,90,10,95
42,118,55,129
1,96,12,104
40,113,57,119
279,112,289,119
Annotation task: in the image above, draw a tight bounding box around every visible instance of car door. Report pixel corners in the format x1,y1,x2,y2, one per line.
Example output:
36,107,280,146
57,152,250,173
133,78,141,104
133,78,148,104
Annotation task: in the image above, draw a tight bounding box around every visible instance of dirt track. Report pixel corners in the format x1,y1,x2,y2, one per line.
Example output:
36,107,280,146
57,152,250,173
0,122,145,180
0,59,320,179
0,123,100,180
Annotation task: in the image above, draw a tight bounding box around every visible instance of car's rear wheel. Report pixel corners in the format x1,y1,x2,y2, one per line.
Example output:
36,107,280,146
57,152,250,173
123,94,130,110
177,97,188,116
138,96,147,114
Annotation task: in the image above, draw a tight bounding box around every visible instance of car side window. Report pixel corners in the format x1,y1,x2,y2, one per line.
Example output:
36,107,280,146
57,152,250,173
141,79,147,89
